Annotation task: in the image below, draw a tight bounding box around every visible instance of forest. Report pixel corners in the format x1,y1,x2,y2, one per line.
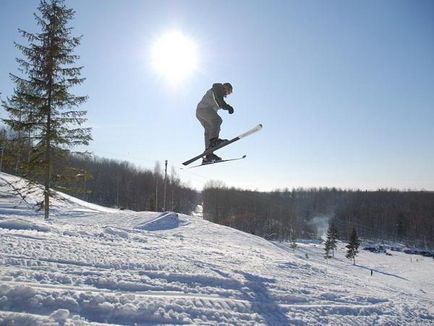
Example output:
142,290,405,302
202,185,434,249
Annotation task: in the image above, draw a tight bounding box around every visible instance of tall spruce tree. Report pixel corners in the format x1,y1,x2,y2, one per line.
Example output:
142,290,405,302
346,227,361,265
324,222,338,258
2,0,91,219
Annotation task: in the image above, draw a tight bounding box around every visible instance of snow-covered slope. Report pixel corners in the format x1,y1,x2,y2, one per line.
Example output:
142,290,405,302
0,172,433,325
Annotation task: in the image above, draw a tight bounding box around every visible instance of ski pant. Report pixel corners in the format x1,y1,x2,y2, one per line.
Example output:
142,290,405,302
196,105,222,149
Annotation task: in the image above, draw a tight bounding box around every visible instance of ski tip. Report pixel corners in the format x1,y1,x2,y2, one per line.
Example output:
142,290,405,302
259,123,263,128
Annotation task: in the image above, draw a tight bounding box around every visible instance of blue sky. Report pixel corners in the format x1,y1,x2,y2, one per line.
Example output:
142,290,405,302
1,0,433,191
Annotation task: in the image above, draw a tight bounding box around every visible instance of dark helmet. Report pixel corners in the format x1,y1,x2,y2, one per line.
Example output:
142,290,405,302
223,82,233,92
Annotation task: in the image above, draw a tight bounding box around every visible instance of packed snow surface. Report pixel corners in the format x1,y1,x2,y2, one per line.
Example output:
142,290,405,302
0,172,433,325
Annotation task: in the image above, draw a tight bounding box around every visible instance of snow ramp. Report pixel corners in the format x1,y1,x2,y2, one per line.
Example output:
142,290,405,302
134,211,184,231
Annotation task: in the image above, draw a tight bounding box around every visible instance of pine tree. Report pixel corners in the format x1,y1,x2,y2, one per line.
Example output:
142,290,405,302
346,227,360,265
2,0,91,219
324,222,338,258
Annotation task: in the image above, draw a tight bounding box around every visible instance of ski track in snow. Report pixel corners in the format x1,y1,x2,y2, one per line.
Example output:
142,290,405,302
0,173,433,325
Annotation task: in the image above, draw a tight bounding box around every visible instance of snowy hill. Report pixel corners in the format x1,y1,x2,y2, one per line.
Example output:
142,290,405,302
0,172,433,325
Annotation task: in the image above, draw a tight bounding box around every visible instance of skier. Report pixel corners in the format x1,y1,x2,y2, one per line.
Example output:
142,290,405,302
196,82,234,163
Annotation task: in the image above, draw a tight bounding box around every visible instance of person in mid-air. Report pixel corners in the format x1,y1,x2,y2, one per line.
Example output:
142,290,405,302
196,82,234,163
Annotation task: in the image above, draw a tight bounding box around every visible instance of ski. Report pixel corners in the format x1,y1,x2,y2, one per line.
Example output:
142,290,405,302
182,124,262,166
188,155,247,168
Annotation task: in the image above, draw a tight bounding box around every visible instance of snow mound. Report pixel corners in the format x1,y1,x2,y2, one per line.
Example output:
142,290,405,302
103,226,129,239
135,212,182,231
0,217,51,232
49,309,70,323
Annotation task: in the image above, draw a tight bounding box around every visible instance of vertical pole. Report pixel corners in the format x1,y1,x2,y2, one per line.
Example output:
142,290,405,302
163,160,168,211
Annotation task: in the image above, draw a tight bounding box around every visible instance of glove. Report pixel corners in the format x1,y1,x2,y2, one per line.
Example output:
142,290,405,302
225,104,234,114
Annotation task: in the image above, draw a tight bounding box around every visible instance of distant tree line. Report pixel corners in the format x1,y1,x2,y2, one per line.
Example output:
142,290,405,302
0,128,199,214
334,190,434,249
66,155,198,214
202,185,434,250
202,182,311,241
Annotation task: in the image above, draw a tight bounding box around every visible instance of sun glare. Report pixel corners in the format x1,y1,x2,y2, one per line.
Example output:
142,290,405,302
151,31,198,85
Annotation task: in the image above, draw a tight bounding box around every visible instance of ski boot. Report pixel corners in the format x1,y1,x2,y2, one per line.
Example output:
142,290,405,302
208,137,228,149
202,153,222,164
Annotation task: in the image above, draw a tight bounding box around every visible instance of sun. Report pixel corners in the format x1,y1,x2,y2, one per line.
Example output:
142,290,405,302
151,30,198,85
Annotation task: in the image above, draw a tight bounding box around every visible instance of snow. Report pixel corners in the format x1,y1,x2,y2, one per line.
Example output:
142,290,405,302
0,172,433,325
